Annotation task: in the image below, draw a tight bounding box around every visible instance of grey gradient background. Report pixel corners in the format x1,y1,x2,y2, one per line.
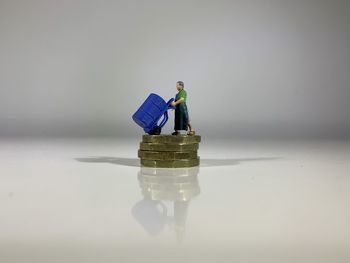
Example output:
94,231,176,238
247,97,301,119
1,0,350,139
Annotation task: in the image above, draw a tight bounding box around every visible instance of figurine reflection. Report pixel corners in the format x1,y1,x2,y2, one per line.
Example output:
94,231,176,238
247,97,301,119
132,167,200,243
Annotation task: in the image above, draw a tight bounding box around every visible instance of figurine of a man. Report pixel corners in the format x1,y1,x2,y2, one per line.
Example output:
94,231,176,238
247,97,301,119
171,81,195,135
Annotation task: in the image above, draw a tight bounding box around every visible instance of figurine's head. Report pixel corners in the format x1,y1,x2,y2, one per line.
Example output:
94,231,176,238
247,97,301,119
176,81,184,91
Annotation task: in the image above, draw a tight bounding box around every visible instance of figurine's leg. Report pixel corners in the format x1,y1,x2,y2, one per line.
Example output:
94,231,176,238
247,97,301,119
187,122,195,135
188,122,193,131
172,130,179,135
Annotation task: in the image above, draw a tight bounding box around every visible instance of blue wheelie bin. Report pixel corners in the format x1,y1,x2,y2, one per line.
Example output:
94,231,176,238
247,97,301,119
132,93,174,135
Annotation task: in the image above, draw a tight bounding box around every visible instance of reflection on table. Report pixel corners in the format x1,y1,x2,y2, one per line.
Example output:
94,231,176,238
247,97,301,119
132,167,200,243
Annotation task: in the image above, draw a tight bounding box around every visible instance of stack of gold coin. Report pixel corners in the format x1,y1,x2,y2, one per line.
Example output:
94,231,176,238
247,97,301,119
138,134,201,168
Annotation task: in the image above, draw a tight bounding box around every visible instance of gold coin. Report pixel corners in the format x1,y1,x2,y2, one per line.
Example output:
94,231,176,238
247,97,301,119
140,142,199,152
141,157,200,168
142,134,201,144
138,150,198,160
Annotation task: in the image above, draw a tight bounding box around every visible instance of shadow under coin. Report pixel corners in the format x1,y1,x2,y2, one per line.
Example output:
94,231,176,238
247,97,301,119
200,157,282,167
75,156,140,167
75,156,282,167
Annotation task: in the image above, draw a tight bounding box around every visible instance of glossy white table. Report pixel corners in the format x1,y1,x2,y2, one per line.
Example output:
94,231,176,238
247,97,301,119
1,138,349,263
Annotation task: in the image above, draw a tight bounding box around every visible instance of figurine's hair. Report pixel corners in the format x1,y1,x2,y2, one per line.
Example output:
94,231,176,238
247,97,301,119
176,81,184,88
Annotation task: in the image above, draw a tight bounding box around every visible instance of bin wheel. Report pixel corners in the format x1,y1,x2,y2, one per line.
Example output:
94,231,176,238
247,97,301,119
148,126,161,135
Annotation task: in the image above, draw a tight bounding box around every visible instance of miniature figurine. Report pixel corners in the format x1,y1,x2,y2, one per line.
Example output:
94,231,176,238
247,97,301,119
171,81,195,135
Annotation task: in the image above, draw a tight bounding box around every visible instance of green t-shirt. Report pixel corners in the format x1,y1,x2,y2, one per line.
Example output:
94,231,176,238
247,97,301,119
177,89,187,103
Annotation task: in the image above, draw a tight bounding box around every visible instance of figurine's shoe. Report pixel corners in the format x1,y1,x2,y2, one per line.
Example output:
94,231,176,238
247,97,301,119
187,130,196,136
171,131,179,136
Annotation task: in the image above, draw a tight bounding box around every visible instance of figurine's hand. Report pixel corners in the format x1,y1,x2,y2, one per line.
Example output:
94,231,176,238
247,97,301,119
171,101,176,107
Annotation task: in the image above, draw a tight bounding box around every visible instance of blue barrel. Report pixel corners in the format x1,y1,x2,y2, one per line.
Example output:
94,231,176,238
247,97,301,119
132,93,174,134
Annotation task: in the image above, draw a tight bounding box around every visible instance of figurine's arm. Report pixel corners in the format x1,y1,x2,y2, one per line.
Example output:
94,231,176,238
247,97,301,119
171,97,185,107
